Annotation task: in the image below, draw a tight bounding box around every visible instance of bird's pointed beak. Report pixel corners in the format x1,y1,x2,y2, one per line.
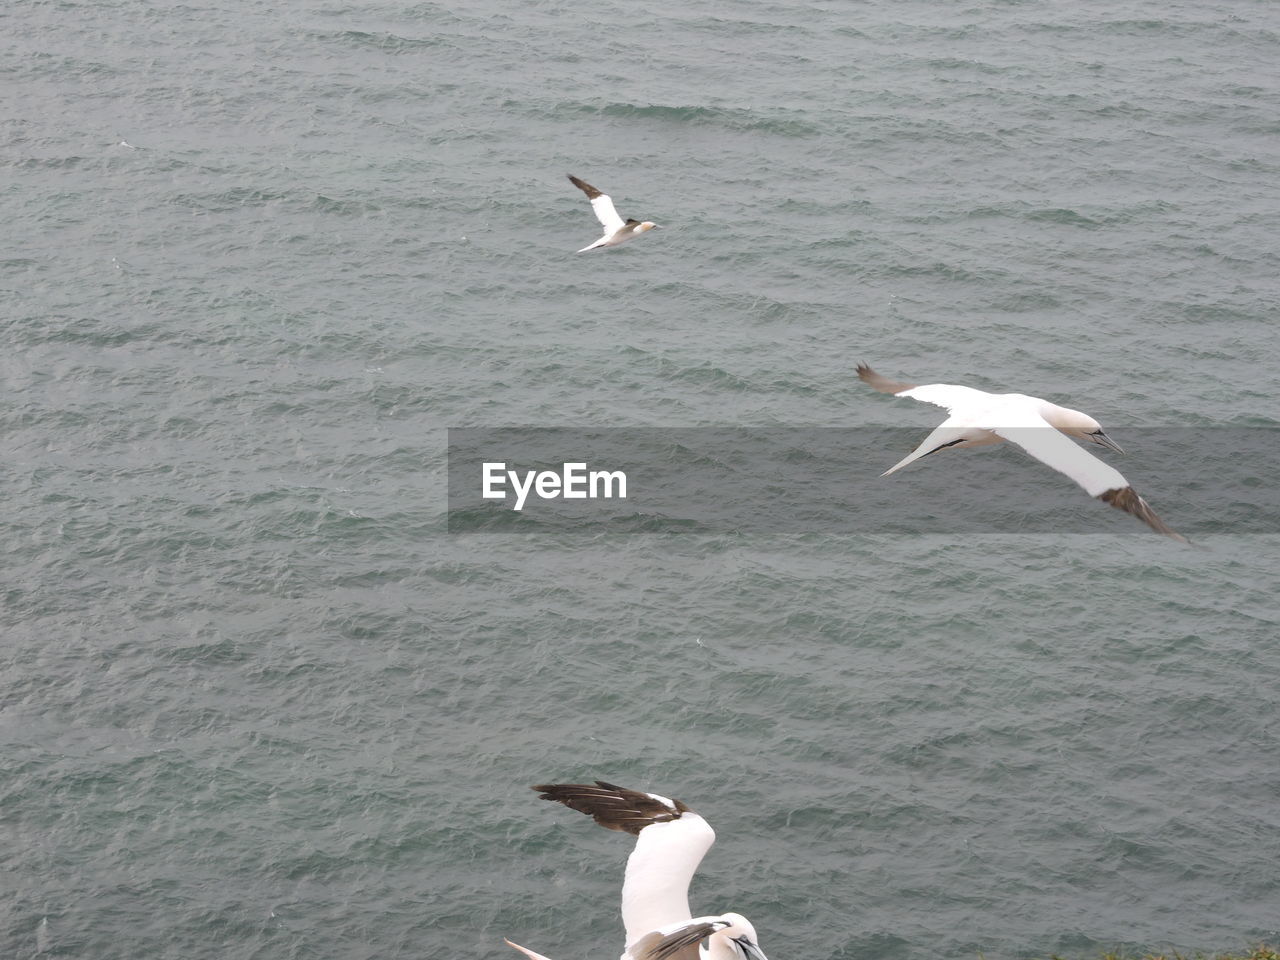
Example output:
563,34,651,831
1091,430,1124,455
736,940,769,960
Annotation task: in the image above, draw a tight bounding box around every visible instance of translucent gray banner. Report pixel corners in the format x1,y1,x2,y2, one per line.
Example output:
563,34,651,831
446,428,1278,535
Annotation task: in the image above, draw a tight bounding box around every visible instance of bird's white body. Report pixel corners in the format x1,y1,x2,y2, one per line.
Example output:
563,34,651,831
568,175,660,252
857,364,1185,540
884,386,1129,497
579,219,659,253
506,782,769,960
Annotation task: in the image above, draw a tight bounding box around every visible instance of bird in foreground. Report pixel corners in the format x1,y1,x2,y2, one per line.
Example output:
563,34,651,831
568,175,660,252
856,363,1186,541
505,781,770,960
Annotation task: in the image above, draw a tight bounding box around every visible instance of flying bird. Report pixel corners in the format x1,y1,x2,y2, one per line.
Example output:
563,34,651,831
568,175,660,252
857,363,1186,540
505,781,770,960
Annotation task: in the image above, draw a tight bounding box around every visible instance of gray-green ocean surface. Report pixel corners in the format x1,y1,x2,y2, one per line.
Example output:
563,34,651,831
3,0,1279,959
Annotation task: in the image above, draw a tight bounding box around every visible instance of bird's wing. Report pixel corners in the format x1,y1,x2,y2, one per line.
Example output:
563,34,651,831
629,919,731,960
505,940,557,960
881,417,996,475
994,419,1128,496
620,813,716,948
533,781,688,835
533,782,716,948
856,364,991,412
898,383,996,412
993,420,1185,540
1095,487,1187,541
588,193,625,233
568,174,625,233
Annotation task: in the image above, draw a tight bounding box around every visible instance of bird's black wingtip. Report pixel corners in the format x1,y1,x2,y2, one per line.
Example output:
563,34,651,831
857,363,918,395
1098,487,1189,543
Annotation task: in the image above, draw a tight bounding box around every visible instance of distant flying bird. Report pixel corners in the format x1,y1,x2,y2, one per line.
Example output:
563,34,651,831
505,781,771,960
568,175,660,252
857,363,1186,540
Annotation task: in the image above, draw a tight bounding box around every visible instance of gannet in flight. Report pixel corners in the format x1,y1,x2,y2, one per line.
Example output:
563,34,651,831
857,363,1186,540
568,175,660,252
505,781,771,960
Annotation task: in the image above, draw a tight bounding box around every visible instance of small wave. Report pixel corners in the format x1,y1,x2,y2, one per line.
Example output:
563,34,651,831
170,187,288,212
923,58,1015,75
1025,207,1101,228
1098,18,1186,34
572,101,822,138
668,363,756,391
310,194,382,216
309,29,447,53
10,156,89,170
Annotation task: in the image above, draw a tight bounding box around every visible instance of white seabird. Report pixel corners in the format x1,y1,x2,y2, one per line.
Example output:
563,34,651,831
857,363,1186,541
506,781,770,960
568,175,660,252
